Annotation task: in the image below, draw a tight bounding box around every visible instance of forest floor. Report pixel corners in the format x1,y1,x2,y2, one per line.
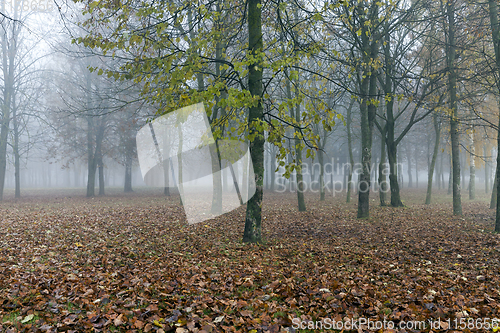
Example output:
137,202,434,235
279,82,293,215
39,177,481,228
0,187,499,332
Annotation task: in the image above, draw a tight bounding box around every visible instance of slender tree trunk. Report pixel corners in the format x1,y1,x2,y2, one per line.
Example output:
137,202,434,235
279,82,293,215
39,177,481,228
378,126,387,206
491,167,497,209
461,152,466,190
163,160,170,195
0,18,16,201
438,150,443,190
178,122,184,206
485,145,489,193
399,155,403,189
98,155,105,196
294,100,306,210
448,154,453,195
124,139,133,192
425,113,441,204
415,149,419,188
469,127,475,200
76,163,81,187
447,0,462,215
210,37,223,214
285,67,306,211
13,94,20,198
406,141,413,188
346,99,355,203
86,117,97,197
319,141,325,201
243,0,264,243
270,145,276,191
311,155,316,190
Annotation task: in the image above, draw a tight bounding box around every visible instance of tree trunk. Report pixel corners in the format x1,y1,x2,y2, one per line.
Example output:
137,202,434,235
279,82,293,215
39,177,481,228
406,140,413,188
469,127,475,200
382,22,403,207
378,126,387,206
177,122,184,206
13,93,20,198
294,100,306,211
0,18,16,201
437,149,443,190
86,117,97,197
485,145,489,193
124,139,133,192
425,113,440,204
491,167,497,209
319,142,325,201
98,155,105,196
488,0,500,230
448,154,453,195
210,37,223,214
74,163,80,188
284,67,306,211
461,151,466,190
447,0,462,215
270,145,276,191
357,26,379,217
415,148,419,188
346,99,355,203
243,0,264,243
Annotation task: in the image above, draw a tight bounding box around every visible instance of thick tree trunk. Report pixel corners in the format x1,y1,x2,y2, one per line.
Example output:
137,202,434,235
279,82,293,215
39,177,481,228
388,141,403,207
382,23,403,207
358,39,379,217
487,0,500,230
358,91,372,217
243,0,264,243
425,113,440,204
447,0,462,215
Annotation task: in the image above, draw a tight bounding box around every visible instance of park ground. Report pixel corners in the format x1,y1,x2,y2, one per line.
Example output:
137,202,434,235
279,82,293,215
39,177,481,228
0,187,499,332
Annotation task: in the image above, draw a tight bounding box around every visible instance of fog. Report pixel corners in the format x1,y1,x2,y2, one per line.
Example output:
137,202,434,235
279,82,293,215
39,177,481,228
0,1,495,202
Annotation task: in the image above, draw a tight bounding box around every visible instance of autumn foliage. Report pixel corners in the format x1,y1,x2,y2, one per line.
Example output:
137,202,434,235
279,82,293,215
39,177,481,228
0,190,497,332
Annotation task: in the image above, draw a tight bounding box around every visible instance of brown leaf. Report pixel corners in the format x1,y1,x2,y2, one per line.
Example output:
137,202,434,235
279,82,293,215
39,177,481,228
113,314,124,326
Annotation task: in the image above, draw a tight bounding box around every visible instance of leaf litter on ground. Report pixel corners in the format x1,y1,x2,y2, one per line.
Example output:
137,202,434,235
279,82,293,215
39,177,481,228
0,189,499,332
